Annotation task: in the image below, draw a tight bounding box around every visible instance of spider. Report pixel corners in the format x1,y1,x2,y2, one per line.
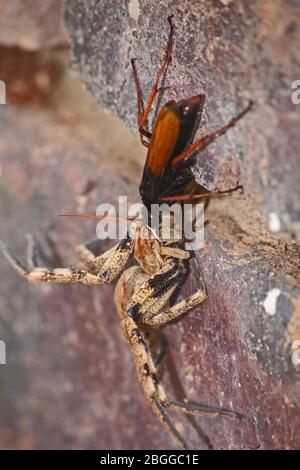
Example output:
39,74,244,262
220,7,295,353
0,15,252,449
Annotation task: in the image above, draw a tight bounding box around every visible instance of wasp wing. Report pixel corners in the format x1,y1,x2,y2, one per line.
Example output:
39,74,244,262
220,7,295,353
139,95,205,207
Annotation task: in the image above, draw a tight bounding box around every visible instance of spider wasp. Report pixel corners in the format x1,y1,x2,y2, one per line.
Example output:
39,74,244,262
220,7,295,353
0,15,252,449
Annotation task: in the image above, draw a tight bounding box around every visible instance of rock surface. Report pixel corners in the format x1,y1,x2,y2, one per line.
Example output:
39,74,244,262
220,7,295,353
0,0,67,50
0,0,300,451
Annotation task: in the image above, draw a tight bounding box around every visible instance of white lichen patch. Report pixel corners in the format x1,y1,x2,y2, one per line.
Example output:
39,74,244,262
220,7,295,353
263,288,281,316
128,0,140,21
185,364,195,382
291,340,300,366
268,212,281,233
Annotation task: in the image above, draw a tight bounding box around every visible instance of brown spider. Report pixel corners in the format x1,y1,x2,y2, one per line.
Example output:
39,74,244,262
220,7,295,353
0,223,238,449
0,15,252,449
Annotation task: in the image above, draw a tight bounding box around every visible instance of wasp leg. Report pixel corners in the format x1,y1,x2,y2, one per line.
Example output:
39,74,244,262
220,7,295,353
131,15,174,146
160,184,243,202
172,100,253,166
131,58,151,148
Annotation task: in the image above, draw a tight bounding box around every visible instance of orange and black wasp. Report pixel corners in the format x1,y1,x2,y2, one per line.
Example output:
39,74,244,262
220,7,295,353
132,15,252,212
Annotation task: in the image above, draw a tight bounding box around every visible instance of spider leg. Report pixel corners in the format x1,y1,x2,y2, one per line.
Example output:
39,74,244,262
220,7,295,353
144,251,207,327
125,255,206,327
125,257,189,325
121,315,188,448
0,232,134,286
77,236,107,257
76,232,134,281
26,233,39,269
1,241,105,285
76,237,107,271
122,313,239,450
76,235,131,272
118,256,240,448
144,287,207,328
0,241,29,278
131,15,174,146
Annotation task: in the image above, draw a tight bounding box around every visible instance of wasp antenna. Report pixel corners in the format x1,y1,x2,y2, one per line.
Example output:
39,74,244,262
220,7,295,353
58,213,136,222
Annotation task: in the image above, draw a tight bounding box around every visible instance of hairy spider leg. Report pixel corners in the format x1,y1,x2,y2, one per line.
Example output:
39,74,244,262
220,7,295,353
0,234,134,286
117,255,239,449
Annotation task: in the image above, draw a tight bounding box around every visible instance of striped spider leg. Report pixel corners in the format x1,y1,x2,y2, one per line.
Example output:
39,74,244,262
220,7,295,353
114,242,240,450
1,228,240,449
0,233,134,286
